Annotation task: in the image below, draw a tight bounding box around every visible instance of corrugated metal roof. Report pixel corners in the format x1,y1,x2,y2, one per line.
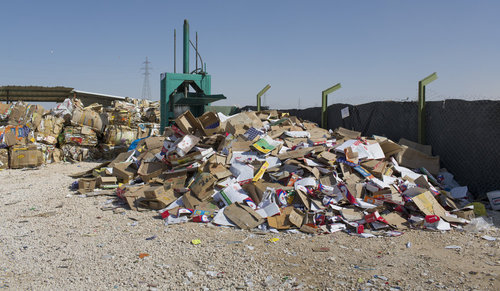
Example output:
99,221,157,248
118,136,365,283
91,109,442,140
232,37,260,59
0,85,127,103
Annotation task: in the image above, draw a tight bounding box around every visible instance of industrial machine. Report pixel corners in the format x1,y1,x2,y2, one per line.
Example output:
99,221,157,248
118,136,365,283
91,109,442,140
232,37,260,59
160,19,226,131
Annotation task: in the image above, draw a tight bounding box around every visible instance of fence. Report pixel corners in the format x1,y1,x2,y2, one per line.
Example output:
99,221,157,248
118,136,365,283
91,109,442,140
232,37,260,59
285,99,500,200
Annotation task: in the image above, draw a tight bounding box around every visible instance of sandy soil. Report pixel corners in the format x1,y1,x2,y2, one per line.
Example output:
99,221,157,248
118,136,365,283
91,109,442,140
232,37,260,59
0,162,499,290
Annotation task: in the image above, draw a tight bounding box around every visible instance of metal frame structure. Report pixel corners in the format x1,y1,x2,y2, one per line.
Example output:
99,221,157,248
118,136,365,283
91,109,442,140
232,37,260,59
321,83,341,129
256,84,271,111
418,72,438,144
160,20,226,132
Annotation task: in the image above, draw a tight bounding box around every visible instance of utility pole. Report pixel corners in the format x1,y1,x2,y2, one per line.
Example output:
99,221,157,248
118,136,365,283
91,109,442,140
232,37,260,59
141,57,152,100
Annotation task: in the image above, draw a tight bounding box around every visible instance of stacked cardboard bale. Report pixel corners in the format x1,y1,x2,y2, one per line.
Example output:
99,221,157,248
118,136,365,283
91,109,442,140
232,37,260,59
0,97,161,168
0,102,53,168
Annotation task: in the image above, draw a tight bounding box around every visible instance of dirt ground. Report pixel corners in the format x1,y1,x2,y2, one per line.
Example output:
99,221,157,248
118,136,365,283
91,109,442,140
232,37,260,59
0,162,499,290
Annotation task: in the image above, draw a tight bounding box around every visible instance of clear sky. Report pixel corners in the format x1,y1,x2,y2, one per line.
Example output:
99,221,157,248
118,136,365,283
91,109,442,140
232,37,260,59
1,0,499,108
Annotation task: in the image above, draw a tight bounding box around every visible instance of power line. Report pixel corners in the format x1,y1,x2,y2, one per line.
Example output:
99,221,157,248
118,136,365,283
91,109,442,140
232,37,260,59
141,56,152,100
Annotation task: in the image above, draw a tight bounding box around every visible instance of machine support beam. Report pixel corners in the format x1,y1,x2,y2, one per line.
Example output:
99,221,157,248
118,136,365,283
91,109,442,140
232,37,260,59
321,83,341,129
183,19,189,74
257,84,271,111
418,72,438,144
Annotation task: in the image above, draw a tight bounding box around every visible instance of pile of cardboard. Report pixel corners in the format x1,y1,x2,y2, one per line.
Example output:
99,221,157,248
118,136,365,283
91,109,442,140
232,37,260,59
76,109,480,236
0,98,160,169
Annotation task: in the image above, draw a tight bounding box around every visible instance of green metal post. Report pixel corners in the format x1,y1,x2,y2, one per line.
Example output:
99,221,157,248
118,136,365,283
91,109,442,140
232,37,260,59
417,72,438,144
257,84,271,111
321,83,341,129
183,19,189,74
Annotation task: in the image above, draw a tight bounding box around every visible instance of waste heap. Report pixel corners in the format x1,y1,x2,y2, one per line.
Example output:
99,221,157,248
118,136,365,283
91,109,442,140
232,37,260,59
0,98,160,169
74,109,487,236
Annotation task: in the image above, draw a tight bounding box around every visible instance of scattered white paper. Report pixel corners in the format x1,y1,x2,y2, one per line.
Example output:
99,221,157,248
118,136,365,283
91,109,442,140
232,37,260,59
341,107,350,119
230,161,254,182
212,207,236,227
284,131,311,138
335,139,357,153
481,235,497,241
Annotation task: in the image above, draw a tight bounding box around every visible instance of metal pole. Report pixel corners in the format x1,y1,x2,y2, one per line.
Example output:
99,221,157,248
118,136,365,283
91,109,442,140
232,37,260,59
195,31,198,72
257,84,271,111
174,29,176,73
417,72,438,144
183,19,189,74
321,83,341,129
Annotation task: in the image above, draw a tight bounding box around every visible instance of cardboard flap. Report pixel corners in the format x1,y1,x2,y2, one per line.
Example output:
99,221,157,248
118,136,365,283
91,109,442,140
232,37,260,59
224,202,264,230
289,208,305,228
412,191,447,217
397,146,440,175
335,127,361,139
399,138,432,156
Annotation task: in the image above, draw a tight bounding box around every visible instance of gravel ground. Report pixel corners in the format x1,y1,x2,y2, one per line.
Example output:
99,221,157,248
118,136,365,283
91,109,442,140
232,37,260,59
0,162,499,290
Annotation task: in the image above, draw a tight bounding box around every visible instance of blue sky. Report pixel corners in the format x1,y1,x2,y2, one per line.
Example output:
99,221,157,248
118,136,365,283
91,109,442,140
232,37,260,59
1,0,499,108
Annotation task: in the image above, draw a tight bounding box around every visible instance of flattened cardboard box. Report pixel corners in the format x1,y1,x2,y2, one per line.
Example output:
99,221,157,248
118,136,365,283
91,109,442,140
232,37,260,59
224,202,264,230
399,138,432,156
145,136,165,150
397,146,440,175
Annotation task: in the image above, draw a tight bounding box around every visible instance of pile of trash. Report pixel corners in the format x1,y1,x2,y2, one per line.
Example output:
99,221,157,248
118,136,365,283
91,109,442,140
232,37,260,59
0,98,160,169
73,109,494,236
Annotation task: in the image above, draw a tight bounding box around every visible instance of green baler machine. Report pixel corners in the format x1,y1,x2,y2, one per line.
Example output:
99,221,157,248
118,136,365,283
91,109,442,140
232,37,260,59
160,20,227,132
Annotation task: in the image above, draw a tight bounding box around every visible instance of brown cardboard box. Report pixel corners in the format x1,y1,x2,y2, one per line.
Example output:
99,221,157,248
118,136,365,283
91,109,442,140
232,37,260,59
144,185,167,199
162,171,187,190
190,173,217,200
78,178,96,193
175,110,202,135
267,206,294,230
137,162,166,183
198,111,220,135
9,145,43,168
182,191,203,209
379,139,403,158
97,176,117,187
113,161,137,182
147,189,176,210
